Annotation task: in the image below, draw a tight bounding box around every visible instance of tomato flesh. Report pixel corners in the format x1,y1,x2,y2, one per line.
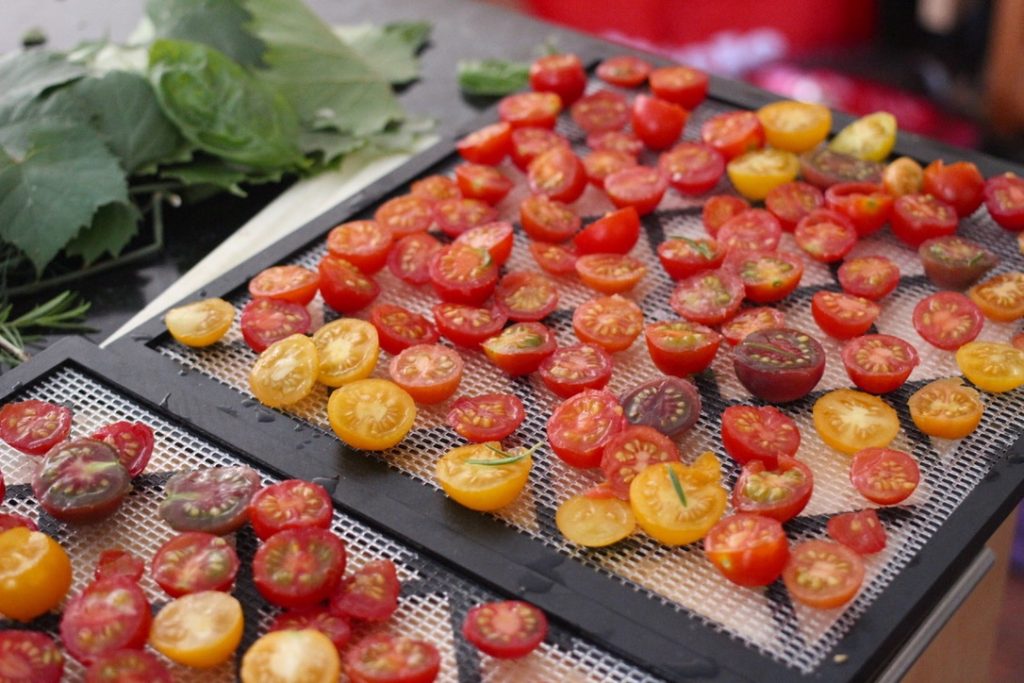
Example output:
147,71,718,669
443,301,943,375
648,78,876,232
721,405,800,470
0,399,72,456
600,425,681,499
705,513,789,587
152,532,240,598
375,194,437,237
571,89,629,134
495,270,559,321
0,630,64,683
529,53,586,104
850,447,920,505
701,111,764,160
765,181,823,230
345,634,440,683
538,343,613,398
462,601,548,659
388,343,464,404
573,294,644,353
481,322,557,376
60,578,152,664
247,479,333,540
922,159,985,217
249,265,319,305
723,249,804,304
918,235,997,290
547,389,625,469
370,303,439,355
732,328,825,403
828,509,887,555
33,439,131,523
912,291,983,350
519,194,580,242
657,236,724,280
721,307,786,346
253,527,347,609
837,255,900,300
702,195,750,235
985,173,1024,230
631,95,687,151
783,540,864,609
446,394,525,442
527,146,587,204
456,121,512,166
330,559,400,622
318,255,380,314
811,290,880,339
597,55,651,88
824,182,893,237
620,377,702,438
432,303,507,348
160,466,260,535
658,142,725,197
794,209,858,263
891,193,958,248
669,269,745,326
326,220,393,274
644,319,722,377
429,243,499,305
841,334,919,394
735,455,814,522
240,297,312,354
387,232,443,285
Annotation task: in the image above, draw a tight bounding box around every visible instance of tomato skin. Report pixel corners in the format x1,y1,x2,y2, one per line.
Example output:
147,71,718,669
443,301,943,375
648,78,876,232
528,146,587,204
538,343,614,398
575,253,647,294
631,95,687,151
723,249,804,304
890,193,958,247
0,512,37,533
494,270,559,321
732,328,826,403
0,399,72,456
33,438,131,523
571,89,629,134
0,528,72,622
247,479,333,540
597,55,651,88
721,306,786,346
918,235,997,290
837,255,901,300
794,209,858,263
783,540,864,609
721,405,800,470
811,290,880,339
510,126,569,170
436,441,532,511
345,634,440,683
432,303,507,348
160,466,261,535
704,513,789,587
922,159,985,217
765,180,823,230
828,509,887,555
670,269,745,326
850,447,920,505
240,297,312,354
702,194,750,235
658,142,725,195
529,53,586,104
824,182,894,237
253,527,347,609
620,377,702,437
429,243,499,305
984,173,1024,230
841,334,919,394
908,377,984,439
756,101,831,153
318,255,380,314
700,111,765,161
649,65,708,108
454,163,514,205
151,532,239,598
482,321,557,376
387,232,442,285
389,343,464,404
644,319,721,376
657,236,725,280
456,121,512,165
446,394,525,442
547,389,625,469
574,206,640,255
968,271,1024,322
498,91,562,129
326,220,393,274
462,601,548,659
572,294,644,353
269,608,352,652
330,559,400,622
600,425,681,499
604,166,669,216
61,578,152,664
249,265,320,305
912,291,983,350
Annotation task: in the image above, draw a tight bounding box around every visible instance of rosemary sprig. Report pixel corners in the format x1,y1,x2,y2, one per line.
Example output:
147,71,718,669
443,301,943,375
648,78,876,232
467,441,543,466
667,466,688,508
0,291,91,366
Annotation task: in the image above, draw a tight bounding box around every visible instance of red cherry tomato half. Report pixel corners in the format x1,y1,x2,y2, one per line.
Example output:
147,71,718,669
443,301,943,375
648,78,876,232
433,197,498,238
604,166,669,216
922,159,985,217
794,209,858,263
657,236,725,280
152,532,239,598
701,111,765,160
575,253,647,295
723,249,804,304
330,559,400,622
240,298,312,354
582,149,638,189
387,232,443,285
570,89,629,134
649,65,708,109
811,290,880,339
600,425,681,499
34,439,131,523
547,389,625,468
84,649,172,683
659,142,725,196
528,146,587,204
827,509,887,555
984,173,1024,230
454,221,515,266
446,394,525,442
587,130,644,157
456,121,512,166
519,195,581,243
253,527,347,609
912,291,983,350
247,479,333,540
510,126,569,171
375,193,437,237
702,194,750,236
249,265,320,305
0,399,72,456
529,240,578,276
389,344,464,405
841,334,919,394
89,420,155,478
721,307,786,346
0,512,37,533
455,163,514,205
0,631,64,683
539,343,614,398
918,235,997,290
432,303,507,348
721,405,800,470
705,513,789,587
631,95,687,151
94,548,145,583
495,270,559,321
60,578,152,664
326,220,393,274
345,634,441,683
669,269,745,326
574,206,641,255
270,608,352,653
498,91,562,129
572,294,644,353
732,328,826,403
716,209,782,254
824,182,893,237
850,447,920,505
837,255,901,301
732,456,814,522
644,319,722,377
783,540,864,609
318,255,380,314
765,181,823,231
596,55,652,88
620,377,702,438
481,321,557,376
428,243,499,305
369,304,439,355
160,466,260,535
529,53,586,105
890,193,958,248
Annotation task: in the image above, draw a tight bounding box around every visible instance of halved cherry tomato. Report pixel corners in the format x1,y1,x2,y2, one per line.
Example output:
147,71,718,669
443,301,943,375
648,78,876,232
482,321,557,376
829,112,897,162
765,180,823,230
529,53,585,104
756,101,831,153
650,65,708,109
727,148,800,200
0,512,37,533
164,298,235,347
61,578,151,664
33,439,130,522
850,447,919,505
824,182,893,237
387,232,442,285
969,271,1024,322
498,91,562,129
783,540,864,609
604,164,672,215
326,220,393,274
529,240,578,275
811,290,880,339
463,601,548,660
510,126,569,170
912,291,983,350
547,389,625,468
828,509,887,555
429,243,499,305
574,206,640,255
527,146,587,204
721,405,800,469
705,513,789,587
241,630,340,683
841,334,919,394
269,608,352,653
253,527,347,608
908,377,983,439
249,334,318,407
956,341,1024,393
330,559,401,622
582,149,638,189
631,95,687,151
519,194,580,242
918,235,997,290
620,377,701,437
556,491,635,546
160,466,260,535
670,269,745,326
94,548,145,583
570,89,629,134
455,163,514,205
0,528,72,622
922,159,985,217
539,343,613,398
717,208,782,254
152,532,239,597
495,270,559,321
800,146,883,189
248,479,333,540
882,156,924,197
721,307,786,346
432,303,507,348
702,194,750,235
249,265,319,305
813,389,899,455
890,193,958,247
600,425,681,499
327,379,416,450
732,328,825,403
433,197,498,238
344,635,440,683
794,209,858,263
86,649,171,683
453,220,515,266
457,121,512,166
375,194,437,237
629,453,727,546
389,343,463,404
837,255,901,300
0,631,64,683
575,253,647,294
149,591,243,668
435,441,532,511
657,236,725,280
0,399,72,456
587,130,644,157
658,142,725,195
573,294,644,352
724,249,804,303
312,318,379,388
318,255,379,314
596,55,651,88
700,111,765,160
984,173,1024,230
446,394,525,443
240,297,311,354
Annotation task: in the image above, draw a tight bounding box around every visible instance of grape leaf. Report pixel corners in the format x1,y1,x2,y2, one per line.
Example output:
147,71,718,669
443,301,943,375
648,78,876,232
0,50,86,110
146,0,265,67
160,158,285,196
64,201,141,265
0,121,128,273
244,0,405,136
333,22,429,85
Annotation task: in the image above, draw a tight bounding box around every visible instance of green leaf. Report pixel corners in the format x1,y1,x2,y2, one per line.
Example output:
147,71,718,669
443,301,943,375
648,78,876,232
64,201,141,264
457,58,529,96
0,121,128,273
148,39,305,171
299,130,365,163
73,71,187,174
146,0,266,67
159,159,251,196
333,23,426,85
0,50,86,110
244,0,405,136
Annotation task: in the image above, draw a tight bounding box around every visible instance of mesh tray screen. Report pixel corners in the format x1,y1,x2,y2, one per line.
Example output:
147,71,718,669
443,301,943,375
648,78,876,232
155,88,1024,673
0,367,656,682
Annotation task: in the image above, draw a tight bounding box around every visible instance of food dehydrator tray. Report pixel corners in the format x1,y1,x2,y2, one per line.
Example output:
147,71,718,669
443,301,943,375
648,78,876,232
110,50,1024,682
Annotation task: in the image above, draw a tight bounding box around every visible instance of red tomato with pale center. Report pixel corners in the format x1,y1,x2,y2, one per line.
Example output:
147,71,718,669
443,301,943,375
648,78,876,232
765,181,824,231
912,291,983,350
572,294,644,353
716,209,782,254
330,560,401,622
432,303,507,347
547,389,625,468
270,608,352,653
596,55,651,88
574,206,641,255
495,270,559,321
587,130,644,157
570,89,629,134
700,111,765,160
481,322,557,376
850,447,920,505
456,121,512,165
326,220,393,274
649,65,708,109
721,307,786,346
498,91,562,129
60,578,152,664
510,126,569,170
249,265,319,305
90,421,155,478
318,255,380,314
428,243,499,305
433,197,498,238
841,334,919,394
247,479,333,540
386,232,442,285
463,601,548,660
375,194,437,237
519,195,580,242
890,193,958,247
794,209,858,263
702,194,750,236
824,182,894,237
410,176,461,202
922,159,985,217
828,509,887,555
446,394,525,442
94,548,145,583
670,269,745,325
631,95,687,151
600,425,681,499
657,236,725,280
723,249,804,304
345,635,440,683
84,649,171,683
0,631,64,683
454,163,514,205
732,456,813,522
658,142,725,195
528,146,587,203
811,290,880,339
388,344,464,404
644,319,722,376
530,240,578,275
0,511,38,533
984,173,1024,230
582,149,638,189
529,53,585,104
575,253,647,294
0,399,72,456
705,513,789,587
538,343,614,398
151,532,239,597
240,298,312,354
783,540,864,609
837,255,901,300
453,221,514,265
253,527,347,609
370,304,439,355
721,405,800,470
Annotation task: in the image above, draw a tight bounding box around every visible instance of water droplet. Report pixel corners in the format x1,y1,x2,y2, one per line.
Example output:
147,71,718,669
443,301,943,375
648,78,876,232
216,406,238,418
256,412,275,423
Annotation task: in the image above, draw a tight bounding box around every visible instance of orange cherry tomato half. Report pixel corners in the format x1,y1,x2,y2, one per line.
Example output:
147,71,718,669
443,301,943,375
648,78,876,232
326,220,393,274
375,194,436,237
908,377,984,440
456,121,512,166
968,271,1024,322
783,540,864,609
249,265,319,305
572,294,644,352
575,253,647,294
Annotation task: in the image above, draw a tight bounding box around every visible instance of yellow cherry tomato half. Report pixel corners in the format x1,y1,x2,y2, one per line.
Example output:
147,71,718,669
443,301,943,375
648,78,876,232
249,334,319,408
756,101,832,153
556,492,635,547
812,389,900,455
150,591,244,668
629,452,727,546
241,629,340,683
828,112,897,162
726,148,800,200
312,318,380,387
908,377,983,439
968,271,1024,323
882,156,924,197
0,527,72,622
956,341,1024,393
327,378,416,450
165,298,235,347
435,441,532,512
